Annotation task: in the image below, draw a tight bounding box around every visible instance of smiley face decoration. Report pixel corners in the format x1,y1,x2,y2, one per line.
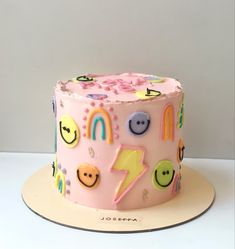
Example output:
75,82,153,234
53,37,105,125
177,139,185,163
76,75,94,82
77,164,100,189
127,112,151,136
152,160,175,189
59,115,80,148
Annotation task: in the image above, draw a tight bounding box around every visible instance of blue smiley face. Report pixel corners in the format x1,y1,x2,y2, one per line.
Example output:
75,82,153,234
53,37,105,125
127,112,150,135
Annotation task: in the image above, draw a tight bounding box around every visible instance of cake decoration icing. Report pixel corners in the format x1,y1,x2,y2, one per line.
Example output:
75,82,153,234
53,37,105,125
51,158,58,177
127,111,151,136
59,115,80,147
77,164,100,189
144,75,165,83
177,139,185,163
59,99,64,108
86,93,108,100
177,95,184,128
52,97,57,152
84,106,117,144
142,188,149,201
52,96,57,116
161,104,175,141
55,73,181,103
88,146,95,158
135,88,161,100
75,75,94,82
172,173,181,194
55,169,66,195
53,72,184,210
152,160,175,189
110,145,148,204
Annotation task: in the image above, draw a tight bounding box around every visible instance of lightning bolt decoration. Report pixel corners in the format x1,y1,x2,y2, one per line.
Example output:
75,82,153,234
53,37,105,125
110,145,148,204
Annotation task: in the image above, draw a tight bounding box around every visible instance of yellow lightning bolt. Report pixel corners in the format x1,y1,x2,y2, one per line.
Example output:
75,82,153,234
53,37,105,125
110,145,148,204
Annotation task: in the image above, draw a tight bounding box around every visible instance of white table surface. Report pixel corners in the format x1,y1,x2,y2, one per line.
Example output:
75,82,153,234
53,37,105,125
0,153,234,249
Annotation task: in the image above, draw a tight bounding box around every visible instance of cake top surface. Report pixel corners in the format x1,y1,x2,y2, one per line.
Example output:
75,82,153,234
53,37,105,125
55,72,182,103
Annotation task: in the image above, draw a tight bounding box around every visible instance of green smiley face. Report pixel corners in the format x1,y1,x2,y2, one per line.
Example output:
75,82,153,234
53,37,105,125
76,75,93,82
152,160,175,189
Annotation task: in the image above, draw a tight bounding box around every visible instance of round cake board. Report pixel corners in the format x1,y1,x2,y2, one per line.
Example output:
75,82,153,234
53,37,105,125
22,165,215,233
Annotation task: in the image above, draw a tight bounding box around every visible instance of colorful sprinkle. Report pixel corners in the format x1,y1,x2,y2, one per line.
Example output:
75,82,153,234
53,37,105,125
109,107,114,112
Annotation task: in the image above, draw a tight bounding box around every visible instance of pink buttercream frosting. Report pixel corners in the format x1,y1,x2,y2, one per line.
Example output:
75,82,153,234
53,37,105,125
54,72,184,210
55,72,182,103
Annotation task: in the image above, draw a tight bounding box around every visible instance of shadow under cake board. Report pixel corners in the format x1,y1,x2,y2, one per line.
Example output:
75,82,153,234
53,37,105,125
22,165,215,233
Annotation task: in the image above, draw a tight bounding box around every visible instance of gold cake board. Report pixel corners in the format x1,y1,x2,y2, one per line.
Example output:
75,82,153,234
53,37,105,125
22,165,215,233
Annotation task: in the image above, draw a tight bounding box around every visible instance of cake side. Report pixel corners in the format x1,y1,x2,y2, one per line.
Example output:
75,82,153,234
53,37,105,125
52,73,184,210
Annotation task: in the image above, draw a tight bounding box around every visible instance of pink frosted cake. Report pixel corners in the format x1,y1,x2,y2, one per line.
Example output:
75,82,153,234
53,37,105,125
52,72,184,210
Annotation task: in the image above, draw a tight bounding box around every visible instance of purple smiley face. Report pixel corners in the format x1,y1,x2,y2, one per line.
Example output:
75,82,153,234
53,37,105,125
86,94,108,100
127,111,151,136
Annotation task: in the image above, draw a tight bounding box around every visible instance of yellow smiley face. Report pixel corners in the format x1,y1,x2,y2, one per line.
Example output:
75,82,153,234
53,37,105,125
59,115,80,147
135,88,161,100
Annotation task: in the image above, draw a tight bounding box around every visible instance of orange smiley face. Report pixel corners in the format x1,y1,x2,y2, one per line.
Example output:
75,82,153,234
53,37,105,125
177,139,185,163
77,164,100,189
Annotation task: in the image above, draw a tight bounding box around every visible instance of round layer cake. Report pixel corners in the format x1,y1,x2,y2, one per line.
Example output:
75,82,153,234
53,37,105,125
52,72,185,210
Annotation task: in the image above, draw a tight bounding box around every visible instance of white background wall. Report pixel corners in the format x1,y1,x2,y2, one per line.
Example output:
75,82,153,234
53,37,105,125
0,0,234,159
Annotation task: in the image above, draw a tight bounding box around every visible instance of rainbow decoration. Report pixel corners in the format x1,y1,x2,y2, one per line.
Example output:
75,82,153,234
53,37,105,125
86,108,113,144
161,104,175,141
55,170,66,195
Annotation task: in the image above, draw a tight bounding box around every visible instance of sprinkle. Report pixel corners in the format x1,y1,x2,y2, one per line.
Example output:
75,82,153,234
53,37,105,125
99,103,104,107
66,180,71,185
114,133,119,139
109,107,114,112
113,115,118,120
82,125,86,129
80,84,87,89
135,77,146,85
104,86,111,91
114,124,119,130
84,108,89,113
66,190,70,194
62,168,67,174
90,102,95,107
83,116,87,121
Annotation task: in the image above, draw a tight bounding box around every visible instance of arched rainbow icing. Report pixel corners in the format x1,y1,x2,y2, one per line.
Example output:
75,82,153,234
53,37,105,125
86,108,113,144
161,104,174,141
92,116,106,140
